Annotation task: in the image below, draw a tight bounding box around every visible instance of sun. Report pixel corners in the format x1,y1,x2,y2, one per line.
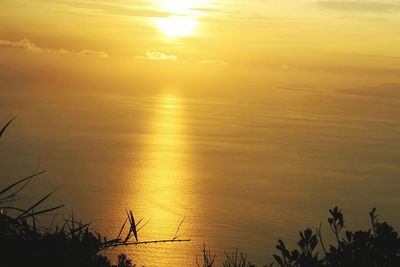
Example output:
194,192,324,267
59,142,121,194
154,0,205,37
155,16,197,37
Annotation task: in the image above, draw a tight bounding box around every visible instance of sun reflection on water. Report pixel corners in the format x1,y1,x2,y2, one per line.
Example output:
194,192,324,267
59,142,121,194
130,94,194,264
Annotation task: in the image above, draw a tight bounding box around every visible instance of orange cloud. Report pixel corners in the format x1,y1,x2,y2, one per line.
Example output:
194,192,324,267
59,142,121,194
137,51,178,61
198,59,229,66
0,38,108,58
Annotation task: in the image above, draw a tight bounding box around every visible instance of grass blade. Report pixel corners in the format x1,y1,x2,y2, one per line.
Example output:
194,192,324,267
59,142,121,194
117,218,128,240
17,189,56,219
0,117,16,139
0,170,46,197
20,205,64,219
129,210,138,242
173,217,186,240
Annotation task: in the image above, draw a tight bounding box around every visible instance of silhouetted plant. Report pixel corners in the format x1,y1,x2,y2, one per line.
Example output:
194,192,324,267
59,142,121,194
196,244,256,267
0,118,189,267
270,207,400,267
223,248,255,267
197,243,216,267
197,207,400,267
116,254,134,267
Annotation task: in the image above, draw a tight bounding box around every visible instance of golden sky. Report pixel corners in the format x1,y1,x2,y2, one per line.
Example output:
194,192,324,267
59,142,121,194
1,0,399,90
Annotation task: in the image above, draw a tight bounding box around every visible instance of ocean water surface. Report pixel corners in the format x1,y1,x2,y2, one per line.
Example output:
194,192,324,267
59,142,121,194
1,84,400,266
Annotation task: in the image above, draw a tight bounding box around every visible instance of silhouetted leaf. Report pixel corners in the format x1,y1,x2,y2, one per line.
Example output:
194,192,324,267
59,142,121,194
20,205,64,219
17,189,56,218
0,170,46,197
273,255,283,265
129,210,138,242
117,218,128,240
0,117,15,139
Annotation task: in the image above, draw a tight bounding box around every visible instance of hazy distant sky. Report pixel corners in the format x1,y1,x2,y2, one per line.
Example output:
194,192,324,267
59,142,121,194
1,0,399,90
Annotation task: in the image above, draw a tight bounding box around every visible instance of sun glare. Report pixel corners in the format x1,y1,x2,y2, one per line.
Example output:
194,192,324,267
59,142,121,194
155,16,197,37
154,0,205,37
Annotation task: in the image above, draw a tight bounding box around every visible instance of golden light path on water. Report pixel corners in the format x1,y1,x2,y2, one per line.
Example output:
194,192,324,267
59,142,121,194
129,95,195,265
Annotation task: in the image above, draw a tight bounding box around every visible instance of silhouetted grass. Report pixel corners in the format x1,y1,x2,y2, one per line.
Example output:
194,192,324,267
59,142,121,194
197,245,255,267
0,119,189,267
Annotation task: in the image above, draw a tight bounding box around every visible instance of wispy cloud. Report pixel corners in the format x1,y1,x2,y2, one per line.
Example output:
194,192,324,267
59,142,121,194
316,1,400,13
198,59,229,66
38,0,173,18
337,83,400,98
0,38,108,58
78,49,109,58
0,39,51,53
137,51,178,61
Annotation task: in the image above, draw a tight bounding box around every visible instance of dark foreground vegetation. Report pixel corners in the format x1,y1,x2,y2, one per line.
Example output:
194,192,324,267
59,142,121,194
198,207,400,267
1,119,400,267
